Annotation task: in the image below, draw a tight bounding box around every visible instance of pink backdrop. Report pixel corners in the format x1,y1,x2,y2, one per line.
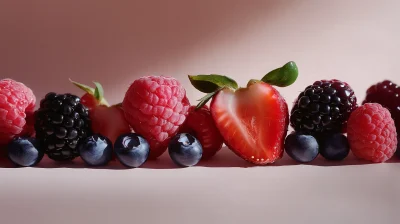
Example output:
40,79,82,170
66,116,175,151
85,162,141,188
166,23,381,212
1,1,400,224
1,0,399,105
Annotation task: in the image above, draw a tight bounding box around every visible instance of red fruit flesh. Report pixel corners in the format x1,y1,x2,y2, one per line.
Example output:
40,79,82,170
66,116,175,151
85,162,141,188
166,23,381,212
90,105,131,143
210,81,288,165
81,93,99,110
180,106,224,160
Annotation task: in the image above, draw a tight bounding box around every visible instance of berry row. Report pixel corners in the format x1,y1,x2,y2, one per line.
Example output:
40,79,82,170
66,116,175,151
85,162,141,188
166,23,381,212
1,61,399,167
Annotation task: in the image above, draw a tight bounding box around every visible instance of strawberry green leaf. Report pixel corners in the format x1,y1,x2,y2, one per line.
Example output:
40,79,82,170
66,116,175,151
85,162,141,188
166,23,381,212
261,61,298,87
195,88,221,109
93,82,104,101
69,79,95,95
189,74,238,93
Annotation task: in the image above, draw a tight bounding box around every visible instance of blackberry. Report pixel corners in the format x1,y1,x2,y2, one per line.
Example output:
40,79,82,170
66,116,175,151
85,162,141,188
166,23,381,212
363,80,400,131
290,79,357,134
34,93,92,161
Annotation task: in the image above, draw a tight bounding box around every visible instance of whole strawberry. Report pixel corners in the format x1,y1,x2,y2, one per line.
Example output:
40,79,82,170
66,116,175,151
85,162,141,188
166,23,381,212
122,76,191,159
71,80,131,143
179,105,224,160
189,61,298,165
0,79,36,147
348,103,397,162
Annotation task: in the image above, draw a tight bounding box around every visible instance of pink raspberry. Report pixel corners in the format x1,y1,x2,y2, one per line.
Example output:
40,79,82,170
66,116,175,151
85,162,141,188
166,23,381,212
0,79,36,146
122,76,190,159
347,103,397,162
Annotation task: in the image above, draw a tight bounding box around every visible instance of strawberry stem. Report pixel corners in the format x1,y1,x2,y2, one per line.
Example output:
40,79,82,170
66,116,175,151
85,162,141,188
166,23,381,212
70,79,110,106
69,79,95,94
247,79,261,87
195,88,221,109
93,81,105,102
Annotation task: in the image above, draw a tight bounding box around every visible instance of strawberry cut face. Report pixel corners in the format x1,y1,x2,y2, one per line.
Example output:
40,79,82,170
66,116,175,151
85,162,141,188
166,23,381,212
210,81,288,165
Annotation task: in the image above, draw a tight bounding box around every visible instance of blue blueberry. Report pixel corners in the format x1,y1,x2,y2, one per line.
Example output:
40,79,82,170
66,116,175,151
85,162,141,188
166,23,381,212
168,133,202,167
78,134,113,166
285,132,319,163
7,137,44,167
318,133,349,161
114,133,150,168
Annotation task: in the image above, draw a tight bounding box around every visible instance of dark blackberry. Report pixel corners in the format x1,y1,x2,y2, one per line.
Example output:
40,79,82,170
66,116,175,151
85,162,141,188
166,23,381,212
395,135,400,158
363,80,400,131
290,79,357,134
34,93,92,161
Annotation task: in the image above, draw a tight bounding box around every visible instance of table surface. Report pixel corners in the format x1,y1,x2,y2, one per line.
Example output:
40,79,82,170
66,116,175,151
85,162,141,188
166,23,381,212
0,147,399,224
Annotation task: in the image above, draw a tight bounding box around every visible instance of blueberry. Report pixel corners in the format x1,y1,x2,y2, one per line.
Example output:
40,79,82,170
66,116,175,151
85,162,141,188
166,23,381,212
285,132,319,163
168,133,203,167
318,133,349,161
114,133,150,168
79,134,113,166
7,137,44,167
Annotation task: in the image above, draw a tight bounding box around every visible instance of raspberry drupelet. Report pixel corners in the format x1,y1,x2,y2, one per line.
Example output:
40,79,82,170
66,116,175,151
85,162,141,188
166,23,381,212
122,76,191,159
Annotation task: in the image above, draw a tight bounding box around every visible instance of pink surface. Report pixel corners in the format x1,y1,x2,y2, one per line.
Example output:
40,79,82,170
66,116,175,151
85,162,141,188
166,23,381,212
1,0,400,223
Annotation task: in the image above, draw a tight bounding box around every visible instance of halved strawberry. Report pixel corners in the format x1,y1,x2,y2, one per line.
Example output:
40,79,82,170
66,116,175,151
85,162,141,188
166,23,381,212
189,61,297,165
211,81,288,164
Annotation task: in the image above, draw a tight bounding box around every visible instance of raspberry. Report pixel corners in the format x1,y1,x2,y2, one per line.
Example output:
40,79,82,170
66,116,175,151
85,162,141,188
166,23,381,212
290,79,357,134
363,80,400,131
0,79,36,146
122,76,190,159
179,105,224,160
347,103,397,162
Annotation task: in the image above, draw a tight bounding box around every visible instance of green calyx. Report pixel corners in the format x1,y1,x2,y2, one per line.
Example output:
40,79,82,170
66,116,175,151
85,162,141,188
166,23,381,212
188,74,239,109
69,79,110,106
188,74,238,93
261,61,298,87
189,61,298,108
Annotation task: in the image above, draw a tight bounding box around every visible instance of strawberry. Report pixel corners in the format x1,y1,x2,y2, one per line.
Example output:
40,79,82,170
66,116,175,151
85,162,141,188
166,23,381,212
189,61,298,165
70,80,131,143
179,105,224,160
90,105,131,143
81,93,100,110
70,79,110,109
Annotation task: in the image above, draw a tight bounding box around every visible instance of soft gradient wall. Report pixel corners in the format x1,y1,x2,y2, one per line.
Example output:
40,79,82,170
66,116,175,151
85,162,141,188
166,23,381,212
1,2,400,224
1,0,399,106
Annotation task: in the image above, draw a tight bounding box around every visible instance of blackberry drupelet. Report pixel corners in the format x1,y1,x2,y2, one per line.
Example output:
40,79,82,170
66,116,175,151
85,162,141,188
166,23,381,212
35,93,92,161
363,80,400,131
290,79,357,134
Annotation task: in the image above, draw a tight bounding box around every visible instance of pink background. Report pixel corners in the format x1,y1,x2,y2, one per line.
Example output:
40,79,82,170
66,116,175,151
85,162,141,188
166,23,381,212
1,1,400,224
